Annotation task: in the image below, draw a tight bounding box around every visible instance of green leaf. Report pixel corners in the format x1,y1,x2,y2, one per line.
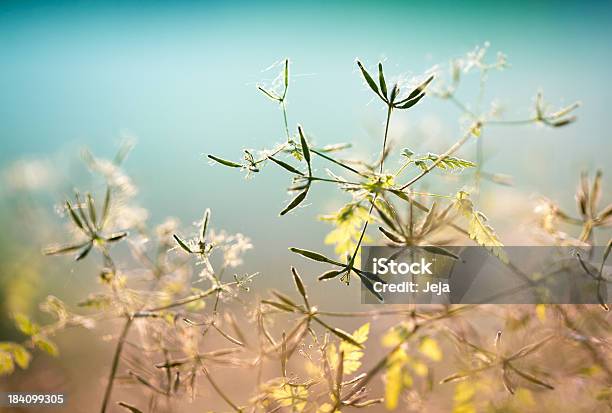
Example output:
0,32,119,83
200,209,211,243
66,201,85,232
34,336,59,357
207,154,242,168
297,125,311,174
378,226,404,243
356,60,381,98
13,313,39,336
425,153,476,169
395,92,426,109
406,75,434,101
280,188,308,216
378,62,388,99
10,344,31,369
402,148,414,158
268,156,304,176
355,271,384,302
173,234,193,254
43,242,89,256
86,193,97,228
75,242,94,261
106,232,128,243
291,267,309,307
283,58,289,90
421,246,459,260
257,85,281,101
289,247,342,266
389,84,399,103
318,269,345,281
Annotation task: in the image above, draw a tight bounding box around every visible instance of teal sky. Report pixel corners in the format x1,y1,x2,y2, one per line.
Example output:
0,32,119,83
1,1,610,289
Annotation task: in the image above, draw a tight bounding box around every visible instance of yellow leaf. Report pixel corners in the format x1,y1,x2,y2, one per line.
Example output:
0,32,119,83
384,348,409,410
535,304,546,322
271,383,309,412
515,388,535,407
13,313,39,336
33,336,59,357
337,323,370,375
411,361,428,377
452,381,476,413
419,337,442,362
382,324,410,348
455,191,507,263
321,203,372,260
317,403,341,413
10,344,31,369
0,351,15,375
385,363,403,410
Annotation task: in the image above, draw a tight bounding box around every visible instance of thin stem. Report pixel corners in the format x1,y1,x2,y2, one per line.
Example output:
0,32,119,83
346,198,377,276
380,105,393,173
281,100,290,141
394,160,413,178
100,316,133,413
485,118,537,126
143,283,235,313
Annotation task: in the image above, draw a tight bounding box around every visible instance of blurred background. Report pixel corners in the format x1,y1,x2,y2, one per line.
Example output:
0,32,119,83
0,0,610,411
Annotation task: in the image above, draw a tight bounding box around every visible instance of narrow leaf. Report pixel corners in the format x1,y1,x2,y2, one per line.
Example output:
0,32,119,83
75,242,94,261
378,63,388,99
356,60,381,98
378,226,403,243
86,193,97,228
298,125,311,173
106,232,128,243
200,209,211,243
268,156,304,176
289,247,342,266
207,155,242,168
291,266,309,308
279,188,308,216
173,234,193,254
318,269,345,281
257,85,281,101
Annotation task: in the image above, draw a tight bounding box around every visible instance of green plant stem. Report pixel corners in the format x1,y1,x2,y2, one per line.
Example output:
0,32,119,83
379,105,393,173
345,103,394,277
281,100,290,141
100,316,133,413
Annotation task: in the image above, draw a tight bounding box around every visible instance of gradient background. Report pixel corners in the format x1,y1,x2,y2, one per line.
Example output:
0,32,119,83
0,0,610,410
